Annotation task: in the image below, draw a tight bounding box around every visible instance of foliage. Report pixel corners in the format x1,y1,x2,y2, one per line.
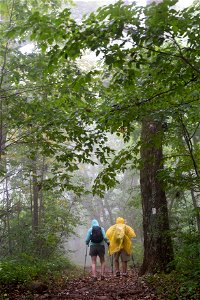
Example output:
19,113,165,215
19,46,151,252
1,0,200,289
0,0,114,263
0,185,82,257
17,0,199,201
147,269,200,300
7,0,200,198
173,231,200,275
0,255,73,285
146,231,200,299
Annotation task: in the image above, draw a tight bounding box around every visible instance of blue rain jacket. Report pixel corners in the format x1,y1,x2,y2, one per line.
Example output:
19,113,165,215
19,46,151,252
85,219,109,246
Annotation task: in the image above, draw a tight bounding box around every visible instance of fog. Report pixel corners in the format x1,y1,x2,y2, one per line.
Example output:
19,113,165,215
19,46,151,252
65,225,88,266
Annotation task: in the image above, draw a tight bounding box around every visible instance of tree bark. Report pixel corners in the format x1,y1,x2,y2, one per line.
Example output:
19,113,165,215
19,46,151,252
191,188,200,238
140,119,174,274
38,156,46,225
5,173,12,255
32,156,39,231
104,194,115,225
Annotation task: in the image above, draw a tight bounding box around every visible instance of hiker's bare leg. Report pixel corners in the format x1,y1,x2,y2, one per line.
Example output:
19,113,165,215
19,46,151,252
99,256,105,276
122,261,127,274
91,256,97,277
114,257,120,273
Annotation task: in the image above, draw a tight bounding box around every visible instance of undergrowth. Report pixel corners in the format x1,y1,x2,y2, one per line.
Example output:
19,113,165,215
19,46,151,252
0,254,75,284
146,232,200,300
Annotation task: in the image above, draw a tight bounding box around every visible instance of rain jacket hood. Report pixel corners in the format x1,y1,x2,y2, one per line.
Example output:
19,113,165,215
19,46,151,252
116,217,125,224
106,217,136,255
91,219,99,227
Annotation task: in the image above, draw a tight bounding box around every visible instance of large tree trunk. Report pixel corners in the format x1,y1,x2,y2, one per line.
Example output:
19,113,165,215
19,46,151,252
140,119,174,275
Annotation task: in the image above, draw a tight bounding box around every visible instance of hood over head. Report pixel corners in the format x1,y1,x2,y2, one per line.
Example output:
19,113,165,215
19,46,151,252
91,219,99,227
116,217,125,224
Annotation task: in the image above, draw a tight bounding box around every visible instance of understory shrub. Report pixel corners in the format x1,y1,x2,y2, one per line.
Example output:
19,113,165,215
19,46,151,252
146,270,200,300
0,254,73,285
146,232,200,299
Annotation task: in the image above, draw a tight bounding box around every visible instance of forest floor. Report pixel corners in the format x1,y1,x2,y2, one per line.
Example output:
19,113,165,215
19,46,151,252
5,267,163,300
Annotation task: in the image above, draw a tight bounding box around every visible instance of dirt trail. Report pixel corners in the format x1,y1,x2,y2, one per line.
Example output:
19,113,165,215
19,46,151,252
6,268,160,299
44,268,159,300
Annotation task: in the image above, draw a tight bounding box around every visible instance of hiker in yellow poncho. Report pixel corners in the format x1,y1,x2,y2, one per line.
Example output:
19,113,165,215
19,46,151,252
106,217,136,277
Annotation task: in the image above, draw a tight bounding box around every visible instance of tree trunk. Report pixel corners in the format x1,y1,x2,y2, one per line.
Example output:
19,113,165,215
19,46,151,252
5,173,12,255
0,113,7,163
99,198,107,224
39,156,46,225
0,48,8,172
32,156,39,231
191,188,200,238
104,195,115,225
140,119,174,275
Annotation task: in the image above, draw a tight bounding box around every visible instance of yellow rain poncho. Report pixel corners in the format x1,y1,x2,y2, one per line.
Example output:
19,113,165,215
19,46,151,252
106,217,136,255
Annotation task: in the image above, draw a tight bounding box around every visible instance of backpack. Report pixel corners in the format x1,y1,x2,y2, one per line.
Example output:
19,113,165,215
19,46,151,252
90,226,104,243
114,224,125,247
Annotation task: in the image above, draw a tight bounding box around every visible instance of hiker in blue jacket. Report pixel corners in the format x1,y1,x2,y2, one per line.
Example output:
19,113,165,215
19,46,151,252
85,219,109,281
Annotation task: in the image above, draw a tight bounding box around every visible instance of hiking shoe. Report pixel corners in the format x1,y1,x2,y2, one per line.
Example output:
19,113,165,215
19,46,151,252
115,271,120,277
100,275,105,280
122,273,128,277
